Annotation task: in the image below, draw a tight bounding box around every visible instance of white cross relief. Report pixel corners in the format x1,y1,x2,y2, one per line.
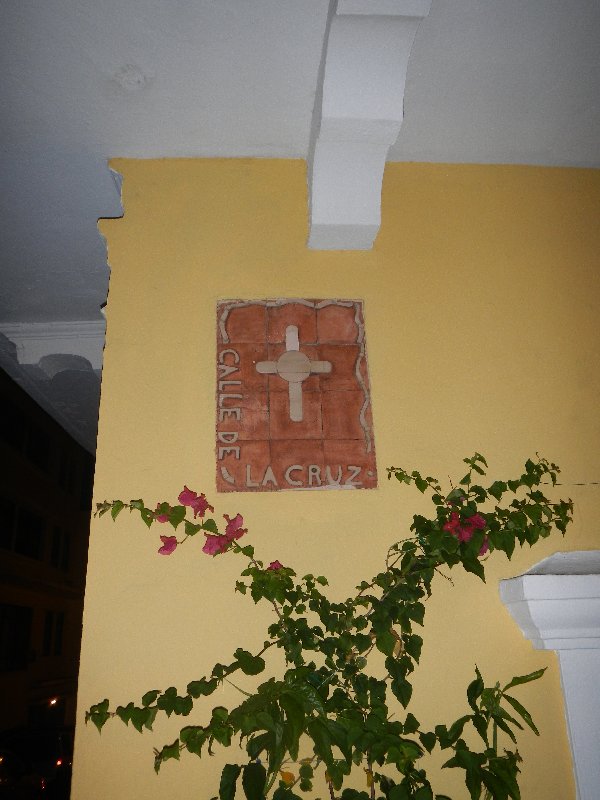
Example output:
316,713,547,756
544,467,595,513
256,325,332,422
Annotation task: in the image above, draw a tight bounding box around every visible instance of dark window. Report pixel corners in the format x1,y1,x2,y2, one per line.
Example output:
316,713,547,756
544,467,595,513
51,527,71,572
43,611,53,656
0,398,27,451
54,612,64,656
61,531,70,571
79,461,94,511
25,423,51,472
42,611,65,657
58,449,78,494
0,496,17,550
15,507,45,560
0,603,32,671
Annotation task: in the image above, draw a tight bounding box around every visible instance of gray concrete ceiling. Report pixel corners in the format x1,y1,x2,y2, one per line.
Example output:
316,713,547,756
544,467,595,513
0,0,599,449
2,0,600,325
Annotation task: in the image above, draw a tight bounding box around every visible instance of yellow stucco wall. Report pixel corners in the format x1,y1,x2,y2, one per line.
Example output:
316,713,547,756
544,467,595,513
74,159,600,799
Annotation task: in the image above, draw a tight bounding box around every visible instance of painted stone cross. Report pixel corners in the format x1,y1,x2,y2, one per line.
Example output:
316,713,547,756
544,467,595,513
216,299,377,492
255,325,332,422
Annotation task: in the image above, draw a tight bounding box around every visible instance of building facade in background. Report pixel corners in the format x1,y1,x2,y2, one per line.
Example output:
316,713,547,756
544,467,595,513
0,364,93,731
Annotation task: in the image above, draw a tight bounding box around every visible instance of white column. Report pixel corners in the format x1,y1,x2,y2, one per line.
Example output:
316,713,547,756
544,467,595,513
500,551,600,800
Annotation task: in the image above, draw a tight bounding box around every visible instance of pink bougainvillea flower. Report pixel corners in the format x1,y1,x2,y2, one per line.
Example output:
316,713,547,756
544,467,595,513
154,504,171,523
468,513,487,530
201,513,247,557
202,534,229,556
443,512,487,549
178,486,197,506
158,535,178,555
191,493,214,519
178,487,215,519
267,560,283,571
442,511,461,533
224,513,247,541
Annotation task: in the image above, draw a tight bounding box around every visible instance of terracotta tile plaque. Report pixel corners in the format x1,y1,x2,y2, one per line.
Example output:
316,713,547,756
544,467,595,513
216,299,376,492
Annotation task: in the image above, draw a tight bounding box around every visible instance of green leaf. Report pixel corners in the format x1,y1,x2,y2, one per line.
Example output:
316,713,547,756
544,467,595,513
415,787,434,800
242,762,267,800
502,668,545,691
467,669,484,711
156,738,180,770
471,713,489,745
202,518,220,534
187,678,218,698
403,712,420,734
462,556,485,582
284,679,325,716
419,731,437,753
219,764,242,800
488,481,507,501
447,715,470,744
493,714,518,744
279,692,304,761
273,789,302,800
404,634,423,662
375,630,397,657
389,786,411,800
179,725,207,756
391,678,412,708
407,603,425,626
414,476,429,493
86,699,110,733
110,500,125,520
246,732,271,760
481,770,509,800
142,689,160,707
184,520,202,536
503,694,540,735
156,687,178,716
234,649,266,676
307,717,333,765
169,504,186,529
489,758,521,800
115,703,133,725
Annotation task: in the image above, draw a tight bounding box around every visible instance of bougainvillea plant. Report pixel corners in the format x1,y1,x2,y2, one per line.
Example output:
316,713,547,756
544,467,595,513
87,454,573,800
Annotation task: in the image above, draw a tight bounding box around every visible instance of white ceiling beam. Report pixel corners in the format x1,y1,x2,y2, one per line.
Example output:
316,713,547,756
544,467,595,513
308,0,432,250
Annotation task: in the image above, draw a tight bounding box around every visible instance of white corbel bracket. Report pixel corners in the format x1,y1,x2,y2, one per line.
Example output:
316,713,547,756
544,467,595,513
308,0,432,250
500,551,600,800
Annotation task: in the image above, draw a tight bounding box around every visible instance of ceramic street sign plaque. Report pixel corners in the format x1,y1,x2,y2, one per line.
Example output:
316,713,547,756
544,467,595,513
216,299,376,492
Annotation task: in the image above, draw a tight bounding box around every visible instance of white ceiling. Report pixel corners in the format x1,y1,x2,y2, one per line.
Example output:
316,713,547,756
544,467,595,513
1,0,599,327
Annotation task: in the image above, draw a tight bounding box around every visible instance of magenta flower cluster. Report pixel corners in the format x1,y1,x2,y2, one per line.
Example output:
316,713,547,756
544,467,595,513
443,511,488,555
155,486,284,569
202,513,247,556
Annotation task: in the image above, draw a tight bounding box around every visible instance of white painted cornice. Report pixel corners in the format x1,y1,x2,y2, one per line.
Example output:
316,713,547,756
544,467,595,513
0,320,106,370
500,552,600,800
308,0,432,250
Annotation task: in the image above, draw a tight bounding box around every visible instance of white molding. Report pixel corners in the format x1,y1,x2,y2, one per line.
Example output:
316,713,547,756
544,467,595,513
0,320,106,370
308,0,432,250
500,551,600,800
